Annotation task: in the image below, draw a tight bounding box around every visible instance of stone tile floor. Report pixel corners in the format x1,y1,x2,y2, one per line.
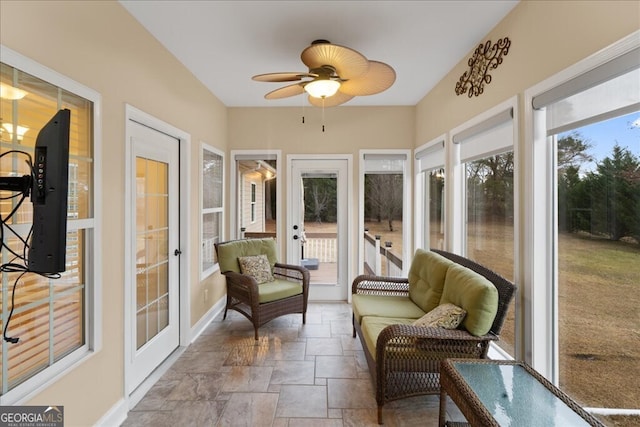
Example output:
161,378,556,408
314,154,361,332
122,302,465,426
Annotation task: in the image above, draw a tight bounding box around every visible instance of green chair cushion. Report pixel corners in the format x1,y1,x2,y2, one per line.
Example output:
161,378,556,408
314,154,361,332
258,279,303,304
439,264,498,336
352,294,426,324
408,249,454,314
217,238,279,274
361,316,416,360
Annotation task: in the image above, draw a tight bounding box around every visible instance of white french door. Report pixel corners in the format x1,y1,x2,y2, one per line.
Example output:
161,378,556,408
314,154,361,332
288,157,349,301
126,120,180,394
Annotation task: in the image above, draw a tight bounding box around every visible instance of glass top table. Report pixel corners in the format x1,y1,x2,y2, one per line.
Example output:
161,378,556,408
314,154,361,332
439,359,604,427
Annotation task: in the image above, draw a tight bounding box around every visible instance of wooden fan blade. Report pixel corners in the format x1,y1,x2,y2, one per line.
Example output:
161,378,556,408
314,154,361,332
253,72,315,82
265,83,305,99
339,61,396,96
307,91,354,107
301,42,369,80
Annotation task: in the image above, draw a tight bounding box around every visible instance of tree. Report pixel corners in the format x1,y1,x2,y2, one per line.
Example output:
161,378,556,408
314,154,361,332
558,165,590,232
557,132,593,172
303,177,336,223
556,133,593,233
364,174,403,231
585,144,640,241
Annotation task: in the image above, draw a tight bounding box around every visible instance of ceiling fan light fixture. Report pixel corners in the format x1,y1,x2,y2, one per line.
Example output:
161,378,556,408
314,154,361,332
304,79,341,98
0,83,28,100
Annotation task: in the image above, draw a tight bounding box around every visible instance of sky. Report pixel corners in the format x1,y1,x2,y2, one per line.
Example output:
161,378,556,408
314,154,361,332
559,110,640,172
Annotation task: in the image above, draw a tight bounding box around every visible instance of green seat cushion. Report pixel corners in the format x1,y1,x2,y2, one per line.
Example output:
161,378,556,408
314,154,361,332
352,294,425,324
217,238,279,274
440,264,498,336
258,279,303,304
360,316,416,360
408,249,454,313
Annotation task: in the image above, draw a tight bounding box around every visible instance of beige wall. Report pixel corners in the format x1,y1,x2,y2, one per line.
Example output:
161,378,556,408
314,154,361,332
416,0,640,144
0,1,227,425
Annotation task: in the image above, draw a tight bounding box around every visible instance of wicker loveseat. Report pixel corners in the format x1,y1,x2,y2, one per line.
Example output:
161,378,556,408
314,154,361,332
351,248,516,424
215,238,310,340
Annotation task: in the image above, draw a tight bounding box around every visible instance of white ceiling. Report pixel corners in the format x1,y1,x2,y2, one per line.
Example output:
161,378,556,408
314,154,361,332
120,1,519,107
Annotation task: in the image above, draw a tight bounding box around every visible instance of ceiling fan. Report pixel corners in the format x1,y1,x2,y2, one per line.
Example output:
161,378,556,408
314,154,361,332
252,40,396,107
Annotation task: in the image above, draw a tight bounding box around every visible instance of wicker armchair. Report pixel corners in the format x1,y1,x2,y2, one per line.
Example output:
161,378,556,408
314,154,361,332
215,238,310,340
352,249,516,424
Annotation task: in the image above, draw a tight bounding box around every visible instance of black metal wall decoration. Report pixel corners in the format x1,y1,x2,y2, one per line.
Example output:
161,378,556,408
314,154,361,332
455,37,511,97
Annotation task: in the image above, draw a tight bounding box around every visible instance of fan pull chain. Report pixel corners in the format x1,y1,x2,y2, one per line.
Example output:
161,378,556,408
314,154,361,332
322,98,325,132
301,94,305,124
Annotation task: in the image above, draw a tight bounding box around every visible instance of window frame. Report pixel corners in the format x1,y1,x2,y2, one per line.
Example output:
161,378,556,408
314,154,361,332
229,150,282,258
200,142,224,279
358,149,412,276
0,45,102,405
523,30,640,384
414,135,446,251
448,97,519,361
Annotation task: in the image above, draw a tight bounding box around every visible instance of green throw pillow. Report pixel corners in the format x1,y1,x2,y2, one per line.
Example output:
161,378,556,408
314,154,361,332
238,254,274,284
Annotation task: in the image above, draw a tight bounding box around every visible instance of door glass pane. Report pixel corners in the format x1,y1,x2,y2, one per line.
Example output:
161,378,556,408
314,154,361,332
302,173,337,284
555,111,639,412
136,157,170,350
465,151,515,356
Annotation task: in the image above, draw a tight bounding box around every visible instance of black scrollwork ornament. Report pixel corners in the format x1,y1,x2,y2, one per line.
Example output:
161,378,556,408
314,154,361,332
455,37,511,97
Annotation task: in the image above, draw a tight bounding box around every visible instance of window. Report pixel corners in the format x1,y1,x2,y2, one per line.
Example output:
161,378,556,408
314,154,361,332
231,152,279,240
250,182,257,223
415,138,445,251
201,144,223,278
0,50,99,403
529,37,639,419
452,104,516,357
360,151,411,277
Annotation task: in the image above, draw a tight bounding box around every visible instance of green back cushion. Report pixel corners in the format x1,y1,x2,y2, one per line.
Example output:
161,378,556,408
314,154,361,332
408,249,454,313
217,238,279,273
440,264,498,336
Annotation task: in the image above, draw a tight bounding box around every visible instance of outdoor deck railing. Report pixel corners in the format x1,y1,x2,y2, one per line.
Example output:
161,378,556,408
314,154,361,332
302,232,337,262
238,230,337,262
363,230,403,276
237,229,403,275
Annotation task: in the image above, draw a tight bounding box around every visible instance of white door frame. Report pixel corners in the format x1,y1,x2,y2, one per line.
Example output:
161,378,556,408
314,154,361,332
124,105,192,402
286,154,353,301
